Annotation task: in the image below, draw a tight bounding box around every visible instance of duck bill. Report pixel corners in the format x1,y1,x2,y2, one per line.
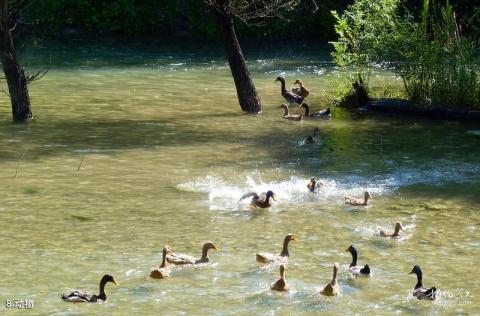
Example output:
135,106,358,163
213,245,219,251
292,237,299,242
112,278,120,285
272,195,277,201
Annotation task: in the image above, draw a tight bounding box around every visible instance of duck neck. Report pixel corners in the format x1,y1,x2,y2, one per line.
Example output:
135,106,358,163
98,278,107,301
280,239,290,257
364,194,369,204
279,79,286,94
282,106,289,117
331,267,338,285
280,269,286,281
161,249,168,268
349,249,358,267
392,225,401,237
201,245,209,260
415,271,423,289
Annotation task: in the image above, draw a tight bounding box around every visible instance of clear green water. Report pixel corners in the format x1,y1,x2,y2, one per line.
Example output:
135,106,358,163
0,39,479,315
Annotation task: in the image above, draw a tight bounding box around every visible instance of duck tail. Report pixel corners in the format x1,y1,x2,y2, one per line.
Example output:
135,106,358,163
425,287,437,299
360,264,371,274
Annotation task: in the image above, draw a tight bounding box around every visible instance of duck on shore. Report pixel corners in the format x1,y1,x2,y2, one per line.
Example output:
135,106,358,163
61,274,119,303
167,242,219,265
239,190,276,208
271,264,289,291
304,127,319,144
279,104,303,121
291,79,310,98
409,265,437,300
300,104,331,119
256,234,298,264
320,263,341,296
345,191,372,206
275,76,306,106
346,245,371,277
378,223,403,238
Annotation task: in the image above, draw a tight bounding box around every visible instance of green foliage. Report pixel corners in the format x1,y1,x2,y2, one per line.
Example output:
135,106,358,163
331,0,480,109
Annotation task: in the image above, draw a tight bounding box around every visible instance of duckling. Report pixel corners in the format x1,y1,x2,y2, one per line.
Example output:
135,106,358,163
61,274,119,303
167,242,219,265
378,222,403,238
291,79,310,98
300,104,331,119
346,245,371,277
275,76,306,106
304,127,319,144
409,265,437,300
256,234,298,264
279,104,303,121
271,264,289,291
150,246,172,279
345,191,372,206
307,177,324,192
320,263,341,296
239,190,276,209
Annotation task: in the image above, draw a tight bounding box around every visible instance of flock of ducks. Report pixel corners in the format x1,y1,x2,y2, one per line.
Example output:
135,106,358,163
60,76,437,304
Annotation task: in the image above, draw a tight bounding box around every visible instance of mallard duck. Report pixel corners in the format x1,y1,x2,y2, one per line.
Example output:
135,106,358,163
291,79,310,98
304,127,319,144
409,265,437,300
167,242,219,265
307,177,324,192
300,104,331,119
320,263,341,296
378,222,403,238
61,274,119,303
256,234,298,264
275,76,306,106
150,246,172,279
271,264,289,291
346,245,371,277
279,104,303,121
345,191,372,206
239,190,276,209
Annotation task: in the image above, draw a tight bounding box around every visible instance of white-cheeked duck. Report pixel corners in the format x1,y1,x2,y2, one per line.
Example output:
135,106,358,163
275,76,306,106
409,265,437,300
320,263,341,296
279,104,303,121
345,191,372,206
61,274,119,303
256,234,298,264
150,246,172,279
378,222,403,238
167,242,219,265
271,264,289,291
346,245,371,277
291,79,310,98
239,190,276,209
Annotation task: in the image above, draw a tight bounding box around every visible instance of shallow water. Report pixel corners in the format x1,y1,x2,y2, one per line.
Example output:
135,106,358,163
0,39,479,315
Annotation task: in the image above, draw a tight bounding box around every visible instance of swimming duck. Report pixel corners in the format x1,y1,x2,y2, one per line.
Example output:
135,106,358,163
320,263,341,296
150,246,172,279
378,222,403,238
271,264,289,291
304,127,319,144
307,177,324,192
345,191,372,206
275,76,306,106
291,79,310,98
239,190,276,209
61,274,119,303
346,245,371,277
167,242,219,265
279,104,303,121
409,265,437,300
300,104,331,119
256,234,298,264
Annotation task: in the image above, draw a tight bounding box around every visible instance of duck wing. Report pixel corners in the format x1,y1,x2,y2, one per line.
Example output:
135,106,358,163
240,192,259,201
167,252,196,265
414,286,437,300
350,264,371,276
312,108,331,119
150,266,170,279
283,91,304,105
61,290,94,302
271,278,288,291
256,252,277,263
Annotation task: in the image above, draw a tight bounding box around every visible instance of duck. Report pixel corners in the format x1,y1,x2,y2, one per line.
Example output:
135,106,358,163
279,104,303,121
239,190,276,209
256,234,298,264
409,265,437,300
307,177,324,192
320,263,341,296
167,242,219,265
304,127,319,144
346,245,371,277
61,274,119,303
150,246,172,279
345,191,372,206
275,76,306,106
378,222,403,238
300,104,331,119
271,264,289,291
291,79,310,98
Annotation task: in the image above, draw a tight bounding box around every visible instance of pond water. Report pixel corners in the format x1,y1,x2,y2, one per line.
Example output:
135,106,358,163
0,39,479,315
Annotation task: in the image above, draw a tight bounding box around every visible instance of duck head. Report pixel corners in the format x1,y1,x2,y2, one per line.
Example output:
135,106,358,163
308,177,316,191
101,274,119,286
294,79,302,85
274,76,285,83
203,242,219,252
266,190,276,201
345,244,358,266
285,234,299,243
394,222,404,234
364,191,372,200
409,265,422,276
279,264,288,277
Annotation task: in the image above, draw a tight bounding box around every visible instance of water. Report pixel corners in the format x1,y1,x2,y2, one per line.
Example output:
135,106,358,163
0,39,479,315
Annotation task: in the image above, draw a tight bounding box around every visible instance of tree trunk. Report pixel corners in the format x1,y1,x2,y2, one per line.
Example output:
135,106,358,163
214,12,261,113
0,4,32,121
